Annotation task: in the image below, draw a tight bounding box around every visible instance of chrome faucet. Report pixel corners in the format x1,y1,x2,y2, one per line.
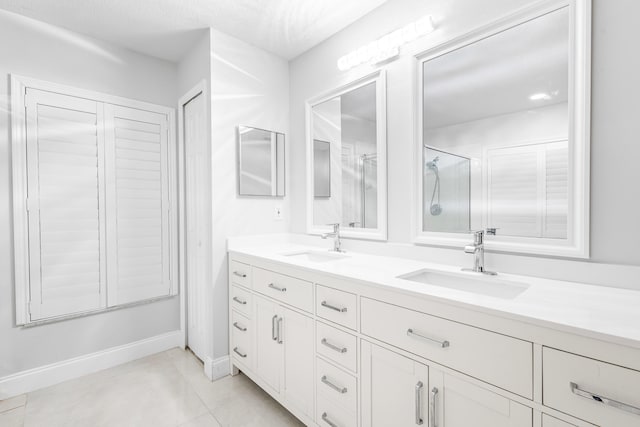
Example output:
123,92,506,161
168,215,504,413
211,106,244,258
462,228,497,275
321,223,344,252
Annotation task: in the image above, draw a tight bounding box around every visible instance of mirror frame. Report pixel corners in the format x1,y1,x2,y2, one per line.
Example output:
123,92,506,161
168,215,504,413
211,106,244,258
412,0,591,258
305,70,388,241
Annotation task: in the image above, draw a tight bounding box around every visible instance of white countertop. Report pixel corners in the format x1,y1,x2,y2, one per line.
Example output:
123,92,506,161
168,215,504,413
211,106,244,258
228,238,640,350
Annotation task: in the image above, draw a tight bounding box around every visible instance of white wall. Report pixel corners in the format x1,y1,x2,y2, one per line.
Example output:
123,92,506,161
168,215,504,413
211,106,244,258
0,10,180,377
209,29,290,358
289,0,640,278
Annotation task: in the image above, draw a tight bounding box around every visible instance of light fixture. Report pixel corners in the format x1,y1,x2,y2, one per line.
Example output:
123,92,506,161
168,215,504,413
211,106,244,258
337,15,435,71
529,92,552,101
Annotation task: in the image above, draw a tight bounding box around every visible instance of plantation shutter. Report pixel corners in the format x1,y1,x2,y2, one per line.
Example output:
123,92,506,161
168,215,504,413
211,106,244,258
486,141,568,239
104,105,171,305
25,89,106,320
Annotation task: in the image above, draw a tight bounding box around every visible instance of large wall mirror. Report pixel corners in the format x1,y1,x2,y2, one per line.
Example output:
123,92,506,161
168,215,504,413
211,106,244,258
306,71,387,240
238,125,285,197
415,0,590,257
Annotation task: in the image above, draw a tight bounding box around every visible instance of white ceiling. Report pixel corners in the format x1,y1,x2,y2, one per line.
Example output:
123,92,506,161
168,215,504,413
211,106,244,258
0,0,388,61
423,7,569,129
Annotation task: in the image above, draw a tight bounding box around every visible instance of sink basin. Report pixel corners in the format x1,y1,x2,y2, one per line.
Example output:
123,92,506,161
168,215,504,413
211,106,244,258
282,250,350,263
397,269,529,299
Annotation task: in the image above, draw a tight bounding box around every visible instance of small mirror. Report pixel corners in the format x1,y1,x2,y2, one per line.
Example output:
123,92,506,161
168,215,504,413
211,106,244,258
416,3,590,257
307,72,387,240
313,140,331,198
238,126,285,197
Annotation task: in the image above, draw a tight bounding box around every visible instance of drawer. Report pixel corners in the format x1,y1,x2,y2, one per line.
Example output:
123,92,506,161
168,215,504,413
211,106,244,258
230,311,253,367
361,297,533,398
229,260,251,287
253,267,313,313
317,393,357,427
317,321,357,373
543,347,640,427
316,357,357,414
316,284,357,330
230,285,252,318
542,414,579,427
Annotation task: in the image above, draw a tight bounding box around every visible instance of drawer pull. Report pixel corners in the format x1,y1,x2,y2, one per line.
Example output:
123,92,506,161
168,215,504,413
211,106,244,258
321,412,338,427
233,347,247,358
430,387,439,427
277,317,284,344
232,296,247,305
272,315,278,341
268,283,287,292
321,375,347,394
570,382,640,416
233,271,247,278
233,322,247,332
321,300,348,313
407,328,450,348
415,381,424,425
321,338,347,354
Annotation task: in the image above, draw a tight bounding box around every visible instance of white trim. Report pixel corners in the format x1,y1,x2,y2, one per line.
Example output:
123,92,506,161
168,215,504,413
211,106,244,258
0,331,182,400
412,0,591,258
305,70,388,241
204,355,231,381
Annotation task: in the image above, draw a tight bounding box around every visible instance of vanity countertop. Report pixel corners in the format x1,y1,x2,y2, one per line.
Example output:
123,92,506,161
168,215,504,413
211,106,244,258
228,240,640,351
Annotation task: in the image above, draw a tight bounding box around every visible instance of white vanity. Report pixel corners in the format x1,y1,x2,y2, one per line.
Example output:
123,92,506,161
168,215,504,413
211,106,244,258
227,241,640,427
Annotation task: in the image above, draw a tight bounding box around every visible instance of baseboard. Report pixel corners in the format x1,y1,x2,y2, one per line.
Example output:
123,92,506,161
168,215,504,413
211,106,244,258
0,330,182,399
204,355,230,381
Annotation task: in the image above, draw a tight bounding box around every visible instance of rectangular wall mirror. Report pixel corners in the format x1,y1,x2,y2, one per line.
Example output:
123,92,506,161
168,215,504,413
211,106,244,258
238,125,285,197
415,0,590,257
306,71,387,240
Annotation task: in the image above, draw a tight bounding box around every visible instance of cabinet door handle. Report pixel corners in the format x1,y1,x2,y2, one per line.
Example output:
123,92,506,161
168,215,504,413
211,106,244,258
321,338,347,354
233,347,247,358
277,317,283,344
414,381,424,425
321,301,348,313
268,283,287,292
407,328,450,348
430,387,439,427
321,412,338,427
570,382,640,416
321,375,348,394
233,271,247,278
233,322,247,332
271,315,278,341
232,296,247,305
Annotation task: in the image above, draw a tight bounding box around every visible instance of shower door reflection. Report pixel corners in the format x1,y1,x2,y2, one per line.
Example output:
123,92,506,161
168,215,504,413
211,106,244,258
423,146,470,233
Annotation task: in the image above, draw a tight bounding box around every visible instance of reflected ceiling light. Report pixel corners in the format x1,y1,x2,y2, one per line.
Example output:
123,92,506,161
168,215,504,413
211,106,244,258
529,92,552,101
337,15,435,71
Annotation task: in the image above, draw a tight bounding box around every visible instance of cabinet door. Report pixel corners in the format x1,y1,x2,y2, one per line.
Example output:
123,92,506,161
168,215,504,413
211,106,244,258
362,341,429,427
281,307,314,418
254,295,282,393
429,369,532,427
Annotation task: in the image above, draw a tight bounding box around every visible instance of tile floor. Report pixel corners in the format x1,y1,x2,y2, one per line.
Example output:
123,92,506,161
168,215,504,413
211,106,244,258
0,348,305,427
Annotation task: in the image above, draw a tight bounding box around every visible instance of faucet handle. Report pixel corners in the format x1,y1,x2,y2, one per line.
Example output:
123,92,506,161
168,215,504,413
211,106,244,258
485,228,498,236
326,223,340,232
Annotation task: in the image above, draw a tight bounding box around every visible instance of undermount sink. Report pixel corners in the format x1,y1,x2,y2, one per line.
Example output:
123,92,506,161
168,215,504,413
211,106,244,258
282,250,350,263
397,269,529,299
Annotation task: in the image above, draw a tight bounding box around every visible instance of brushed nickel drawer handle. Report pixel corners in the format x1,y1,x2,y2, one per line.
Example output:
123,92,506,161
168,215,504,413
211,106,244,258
570,382,640,416
233,271,247,278
268,283,287,292
277,317,284,344
321,412,338,427
233,322,247,332
407,328,450,348
414,381,424,425
232,296,247,305
430,386,438,427
233,347,247,358
272,315,278,341
321,301,348,313
321,375,347,394
321,338,347,354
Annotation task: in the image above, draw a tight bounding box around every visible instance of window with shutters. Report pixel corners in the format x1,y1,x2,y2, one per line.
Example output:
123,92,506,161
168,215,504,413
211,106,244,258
11,76,177,325
486,140,568,239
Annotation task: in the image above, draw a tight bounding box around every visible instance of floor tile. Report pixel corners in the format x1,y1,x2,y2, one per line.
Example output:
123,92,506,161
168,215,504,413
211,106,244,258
179,412,222,427
0,406,25,427
0,394,27,414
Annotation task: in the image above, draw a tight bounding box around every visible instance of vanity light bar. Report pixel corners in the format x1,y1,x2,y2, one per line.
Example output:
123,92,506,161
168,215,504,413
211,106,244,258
337,15,435,71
